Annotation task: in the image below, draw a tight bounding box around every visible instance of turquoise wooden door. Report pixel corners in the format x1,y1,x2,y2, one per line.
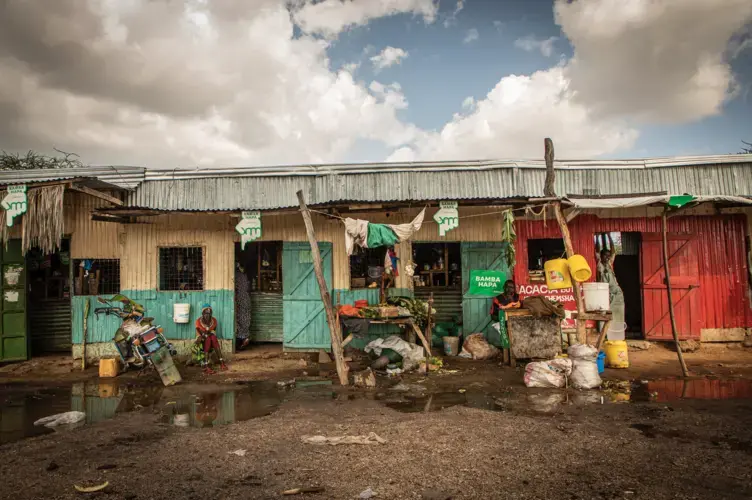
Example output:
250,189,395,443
461,242,510,347
282,242,333,351
0,240,27,362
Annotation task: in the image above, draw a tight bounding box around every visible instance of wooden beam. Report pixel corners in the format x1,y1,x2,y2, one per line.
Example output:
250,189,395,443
544,138,588,345
662,209,690,377
91,214,131,224
69,183,123,206
296,190,349,386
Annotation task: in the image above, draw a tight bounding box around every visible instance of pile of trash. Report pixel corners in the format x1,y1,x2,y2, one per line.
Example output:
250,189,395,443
365,335,424,372
523,344,602,389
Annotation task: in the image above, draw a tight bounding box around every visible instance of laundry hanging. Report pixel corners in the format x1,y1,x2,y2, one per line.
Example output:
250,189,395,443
344,208,425,255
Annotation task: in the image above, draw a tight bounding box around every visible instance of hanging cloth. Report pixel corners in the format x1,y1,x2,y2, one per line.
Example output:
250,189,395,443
344,208,426,255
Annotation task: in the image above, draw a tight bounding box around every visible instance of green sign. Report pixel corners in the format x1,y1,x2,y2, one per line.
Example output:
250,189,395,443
1,184,27,227
434,201,458,236
468,269,506,296
235,211,262,249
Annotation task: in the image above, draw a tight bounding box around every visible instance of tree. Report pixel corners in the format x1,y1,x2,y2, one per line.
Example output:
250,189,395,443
742,140,752,154
0,149,83,170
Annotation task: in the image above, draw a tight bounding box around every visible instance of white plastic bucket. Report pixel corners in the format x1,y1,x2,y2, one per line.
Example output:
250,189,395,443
606,322,627,342
173,303,191,323
582,282,609,312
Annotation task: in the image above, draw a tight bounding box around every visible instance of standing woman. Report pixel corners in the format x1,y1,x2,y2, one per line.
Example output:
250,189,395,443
194,304,227,374
596,234,625,325
235,263,251,350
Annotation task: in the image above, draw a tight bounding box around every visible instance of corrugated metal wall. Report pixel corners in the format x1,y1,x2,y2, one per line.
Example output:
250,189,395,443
250,293,283,342
514,213,751,331
65,192,121,259
29,299,71,352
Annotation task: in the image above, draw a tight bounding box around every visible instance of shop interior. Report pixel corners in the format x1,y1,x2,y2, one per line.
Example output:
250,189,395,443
349,247,391,289
527,238,566,283
27,240,72,354
235,241,284,343
412,242,462,325
606,232,643,339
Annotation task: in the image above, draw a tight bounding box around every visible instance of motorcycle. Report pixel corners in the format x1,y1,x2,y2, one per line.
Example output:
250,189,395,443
95,294,182,386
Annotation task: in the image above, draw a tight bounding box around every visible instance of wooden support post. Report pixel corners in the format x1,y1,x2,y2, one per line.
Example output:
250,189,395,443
662,210,690,377
296,190,349,386
545,138,588,345
426,293,434,371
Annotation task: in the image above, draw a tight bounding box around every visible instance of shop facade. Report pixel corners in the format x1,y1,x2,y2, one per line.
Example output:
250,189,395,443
1,155,751,362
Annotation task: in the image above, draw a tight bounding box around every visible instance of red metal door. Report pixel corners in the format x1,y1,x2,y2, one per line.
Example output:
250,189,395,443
640,233,701,340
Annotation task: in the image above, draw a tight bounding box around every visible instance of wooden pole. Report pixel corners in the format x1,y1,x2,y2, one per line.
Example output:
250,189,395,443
425,293,434,373
662,210,690,377
296,190,349,385
545,138,588,345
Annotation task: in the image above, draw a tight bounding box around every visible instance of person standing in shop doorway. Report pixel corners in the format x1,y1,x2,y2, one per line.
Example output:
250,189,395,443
235,263,251,350
596,233,625,324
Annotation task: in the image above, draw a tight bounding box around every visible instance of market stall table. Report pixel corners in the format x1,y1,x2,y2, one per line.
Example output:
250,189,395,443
340,316,433,357
503,309,563,367
570,311,613,349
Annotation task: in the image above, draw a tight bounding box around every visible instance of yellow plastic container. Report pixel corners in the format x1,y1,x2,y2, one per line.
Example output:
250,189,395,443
567,254,592,282
99,358,120,378
544,259,572,290
603,340,630,368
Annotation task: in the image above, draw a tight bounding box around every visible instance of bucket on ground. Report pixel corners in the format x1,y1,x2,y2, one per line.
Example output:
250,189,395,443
606,322,627,342
582,282,609,311
567,254,592,282
173,303,191,323
99,358,119,378
544,259,572,290
443,336,460,356
603,340,629,368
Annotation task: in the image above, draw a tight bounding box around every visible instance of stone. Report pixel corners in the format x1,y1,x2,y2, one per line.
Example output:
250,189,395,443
626,340,652,351
678,339,701,353
353,368,377,388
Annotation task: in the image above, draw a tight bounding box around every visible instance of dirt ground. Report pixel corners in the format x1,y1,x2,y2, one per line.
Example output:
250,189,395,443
1,343,752,499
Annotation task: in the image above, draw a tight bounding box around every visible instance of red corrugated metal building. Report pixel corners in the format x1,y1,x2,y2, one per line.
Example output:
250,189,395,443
512,213,750,341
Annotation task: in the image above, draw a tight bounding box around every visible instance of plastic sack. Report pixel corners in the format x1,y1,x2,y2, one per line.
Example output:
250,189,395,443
365,335,424,372
568,344,602,389
34,411,86,428
523,358,573,388
460,333,500,360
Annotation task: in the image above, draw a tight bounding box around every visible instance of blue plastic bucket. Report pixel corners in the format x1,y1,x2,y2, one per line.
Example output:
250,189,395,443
597,351,606,373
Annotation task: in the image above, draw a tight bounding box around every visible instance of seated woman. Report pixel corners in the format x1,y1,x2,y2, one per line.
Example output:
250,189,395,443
490,279,521,321
192,304,227,374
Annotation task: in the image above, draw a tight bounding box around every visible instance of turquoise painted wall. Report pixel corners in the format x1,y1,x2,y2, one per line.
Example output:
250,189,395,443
72,289,234,344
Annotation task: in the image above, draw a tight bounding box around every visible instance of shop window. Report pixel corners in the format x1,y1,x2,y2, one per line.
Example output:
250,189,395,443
159,247,204,291
73,259,121,296
349,247,392,289
527,238,565,283
237,242,283,293
412,243,461,288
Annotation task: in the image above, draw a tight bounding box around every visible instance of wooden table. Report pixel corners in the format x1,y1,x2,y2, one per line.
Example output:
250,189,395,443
366,317,432,356
570,311,613,349
503,309,564,367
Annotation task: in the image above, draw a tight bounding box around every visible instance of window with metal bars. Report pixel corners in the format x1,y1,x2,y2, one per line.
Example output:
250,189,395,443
159,247,204,291
72,259,121,296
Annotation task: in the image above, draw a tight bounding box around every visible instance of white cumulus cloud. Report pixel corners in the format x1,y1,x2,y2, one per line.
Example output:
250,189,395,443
370,46,409,71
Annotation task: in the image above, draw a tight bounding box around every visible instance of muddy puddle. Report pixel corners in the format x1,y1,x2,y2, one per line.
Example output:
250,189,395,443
2,376,751,445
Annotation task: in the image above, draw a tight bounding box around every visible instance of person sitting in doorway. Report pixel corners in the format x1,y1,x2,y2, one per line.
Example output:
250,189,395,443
192,304,227,374
490,279,521,321
596,233,625,325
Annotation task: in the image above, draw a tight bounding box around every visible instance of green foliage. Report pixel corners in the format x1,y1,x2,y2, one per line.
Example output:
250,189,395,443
0,149,83,170
501,210,516,270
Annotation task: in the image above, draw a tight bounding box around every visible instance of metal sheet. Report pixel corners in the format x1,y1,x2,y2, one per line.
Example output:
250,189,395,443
125,162,752,211
29,299,71,352
249,293,283,342
414,288,463,325
513,214,751,333
0,166,145,190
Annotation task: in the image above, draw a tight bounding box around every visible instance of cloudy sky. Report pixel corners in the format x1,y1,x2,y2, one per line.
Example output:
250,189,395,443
1,0,751,168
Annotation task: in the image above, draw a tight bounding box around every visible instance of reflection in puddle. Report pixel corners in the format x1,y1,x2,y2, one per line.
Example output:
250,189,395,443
634,378,752,402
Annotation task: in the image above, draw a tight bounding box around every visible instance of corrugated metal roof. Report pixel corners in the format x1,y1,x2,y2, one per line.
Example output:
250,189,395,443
125,161,752,211
0,166,145,190
142,153,752,180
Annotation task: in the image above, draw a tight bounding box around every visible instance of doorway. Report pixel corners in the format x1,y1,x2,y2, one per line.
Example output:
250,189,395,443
235,241,283,344
412,243,462,326
599,232,643,338
27,239,72,354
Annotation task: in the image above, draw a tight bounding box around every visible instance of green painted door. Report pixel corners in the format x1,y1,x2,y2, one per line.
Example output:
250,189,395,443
282,242,333,351
0,240,27,361
461,242,510,347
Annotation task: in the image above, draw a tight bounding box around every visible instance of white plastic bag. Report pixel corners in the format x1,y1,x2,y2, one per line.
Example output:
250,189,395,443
568,344,602,389
523,358,573,388
365,335,424,371
34,411,86,428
